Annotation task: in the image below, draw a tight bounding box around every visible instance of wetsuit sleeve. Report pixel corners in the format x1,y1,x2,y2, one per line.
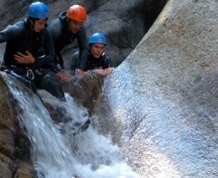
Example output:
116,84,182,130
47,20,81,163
0,23,21,43
47,19,64,69
76,26,88,70
34,29,60,73
103,54,111,68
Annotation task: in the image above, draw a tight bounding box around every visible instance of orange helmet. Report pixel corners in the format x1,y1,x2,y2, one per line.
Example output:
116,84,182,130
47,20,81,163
66,5,87,23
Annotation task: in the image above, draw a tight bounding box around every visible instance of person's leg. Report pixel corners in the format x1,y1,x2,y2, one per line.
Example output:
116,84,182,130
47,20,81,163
3,68,37,93
40,73,66,101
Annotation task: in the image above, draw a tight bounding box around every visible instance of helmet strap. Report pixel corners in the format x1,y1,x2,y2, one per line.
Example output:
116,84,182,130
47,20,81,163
27,18,36,31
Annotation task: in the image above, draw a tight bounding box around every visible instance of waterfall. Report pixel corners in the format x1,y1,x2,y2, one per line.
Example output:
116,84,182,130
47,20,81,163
3,73,139,178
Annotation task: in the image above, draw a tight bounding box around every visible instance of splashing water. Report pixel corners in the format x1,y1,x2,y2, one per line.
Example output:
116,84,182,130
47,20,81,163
4,74,140,178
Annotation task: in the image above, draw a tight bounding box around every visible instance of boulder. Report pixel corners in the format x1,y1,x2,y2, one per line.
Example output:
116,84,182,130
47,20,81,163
100,0,218,177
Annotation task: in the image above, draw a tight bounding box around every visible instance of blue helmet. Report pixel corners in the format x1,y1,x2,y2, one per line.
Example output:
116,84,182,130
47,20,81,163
27,1,49,19
88,32,107,46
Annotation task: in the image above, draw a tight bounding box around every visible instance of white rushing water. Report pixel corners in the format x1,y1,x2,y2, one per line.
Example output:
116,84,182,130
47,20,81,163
5,74,139,178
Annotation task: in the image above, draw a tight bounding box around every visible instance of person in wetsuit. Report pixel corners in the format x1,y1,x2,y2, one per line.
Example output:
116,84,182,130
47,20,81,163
0,1,66,101
71,32,112,76
48,5,88,77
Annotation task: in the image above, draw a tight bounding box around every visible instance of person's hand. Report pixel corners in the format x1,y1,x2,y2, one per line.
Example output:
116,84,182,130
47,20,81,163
75,68,85,77
14,51,35,64
56,70,70,81
104,67,113,75
94,67,113,76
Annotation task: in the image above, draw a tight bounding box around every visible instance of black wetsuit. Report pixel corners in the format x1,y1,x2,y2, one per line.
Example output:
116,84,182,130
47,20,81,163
0,19,65,101
48,11,88,70
71,50,111,71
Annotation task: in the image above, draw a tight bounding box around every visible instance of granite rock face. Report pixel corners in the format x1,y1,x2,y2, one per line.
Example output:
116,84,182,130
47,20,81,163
101,0,218,177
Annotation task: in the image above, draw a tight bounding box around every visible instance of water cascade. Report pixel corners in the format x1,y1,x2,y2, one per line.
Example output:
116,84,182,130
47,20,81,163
3,73,139,178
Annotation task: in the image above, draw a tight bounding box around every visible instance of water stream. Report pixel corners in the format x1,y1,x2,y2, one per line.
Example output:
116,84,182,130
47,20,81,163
4,74,139,178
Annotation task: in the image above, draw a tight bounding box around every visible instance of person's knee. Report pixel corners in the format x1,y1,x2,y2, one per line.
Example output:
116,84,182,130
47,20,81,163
41,73,66,101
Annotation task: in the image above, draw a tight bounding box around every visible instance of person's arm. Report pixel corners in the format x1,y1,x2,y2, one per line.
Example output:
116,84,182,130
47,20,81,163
47,18,65,69
43,29,70,81
93,54,112,76
102,54,111,69
0,20,35,66
76,26,88,70
0,22,22,43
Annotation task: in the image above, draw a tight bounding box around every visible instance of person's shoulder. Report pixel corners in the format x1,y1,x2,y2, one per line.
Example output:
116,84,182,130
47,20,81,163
47,18,63,37
48,18,60,29
2,20,25,36
77,25,86,35
7,20,24,30
49,11,66,26
48,12,67,32
44,28,51,36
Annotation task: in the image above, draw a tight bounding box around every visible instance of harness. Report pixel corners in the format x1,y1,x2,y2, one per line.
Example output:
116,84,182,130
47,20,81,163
0,64,35,80
26,68,35,80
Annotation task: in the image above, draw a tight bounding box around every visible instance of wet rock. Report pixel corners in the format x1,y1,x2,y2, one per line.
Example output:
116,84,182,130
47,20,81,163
0,73,34,178
100,0,218,177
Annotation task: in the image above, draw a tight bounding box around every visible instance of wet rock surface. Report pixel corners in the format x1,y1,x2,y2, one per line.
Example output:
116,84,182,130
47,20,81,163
0,73,34,178
97,0,218,177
